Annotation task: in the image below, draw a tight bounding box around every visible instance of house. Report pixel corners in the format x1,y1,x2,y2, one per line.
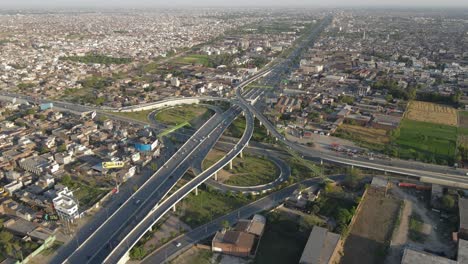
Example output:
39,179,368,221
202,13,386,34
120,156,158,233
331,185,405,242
212,230,255,257
299,226,341,264
212,214,266,258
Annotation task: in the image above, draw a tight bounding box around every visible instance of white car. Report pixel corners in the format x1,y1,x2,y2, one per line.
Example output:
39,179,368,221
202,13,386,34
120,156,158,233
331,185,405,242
175,242,182,247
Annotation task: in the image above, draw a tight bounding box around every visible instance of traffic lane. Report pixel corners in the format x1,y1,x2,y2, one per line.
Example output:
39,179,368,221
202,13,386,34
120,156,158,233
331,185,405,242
67,114,228,263
104,109,250,262
95,110,240,262
87,157,207,262
52,149,173,262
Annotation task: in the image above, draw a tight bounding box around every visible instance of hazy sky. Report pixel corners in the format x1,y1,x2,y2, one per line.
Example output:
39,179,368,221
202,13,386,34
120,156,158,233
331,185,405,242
2,0,468,8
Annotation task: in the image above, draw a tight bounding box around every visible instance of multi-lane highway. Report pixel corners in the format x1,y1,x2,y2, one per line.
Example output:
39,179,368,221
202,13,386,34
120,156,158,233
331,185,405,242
50,107,240,264
102,102,254,263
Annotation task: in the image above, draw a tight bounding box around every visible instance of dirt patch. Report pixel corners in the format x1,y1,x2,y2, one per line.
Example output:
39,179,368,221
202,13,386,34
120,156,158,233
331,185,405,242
405,101,458,126
340,193,402,264
339,124,391,145
387,187,457,259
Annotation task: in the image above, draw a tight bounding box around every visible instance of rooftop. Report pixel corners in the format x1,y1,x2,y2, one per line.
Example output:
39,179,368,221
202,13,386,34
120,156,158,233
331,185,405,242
299,226,340,264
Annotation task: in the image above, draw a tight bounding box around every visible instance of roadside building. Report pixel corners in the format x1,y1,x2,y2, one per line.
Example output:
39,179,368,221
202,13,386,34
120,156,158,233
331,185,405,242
459,198,468,240
299,226,341,264
212,230,255,257
368,177,389,197
52,187,79,222
212,214,266,257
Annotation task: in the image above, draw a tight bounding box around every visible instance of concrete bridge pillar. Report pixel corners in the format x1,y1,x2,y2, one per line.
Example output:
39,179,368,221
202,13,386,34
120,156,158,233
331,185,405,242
195,187,198,196
259,121,262,126
172,204,176,212
267,130,270,136
351,165,354,169
320,159,323,165
239,151,243,159
275,137,278,142
242,111,245,117
214,172,218,181
229,160,233,170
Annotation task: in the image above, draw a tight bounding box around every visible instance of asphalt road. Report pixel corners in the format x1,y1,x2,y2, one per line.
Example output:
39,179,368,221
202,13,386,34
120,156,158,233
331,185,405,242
49,108,236,264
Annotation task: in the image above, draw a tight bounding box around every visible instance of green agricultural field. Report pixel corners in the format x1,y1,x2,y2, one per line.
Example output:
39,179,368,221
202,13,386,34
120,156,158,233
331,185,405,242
395,119,457,164
224,155,278,187
155,105,213,128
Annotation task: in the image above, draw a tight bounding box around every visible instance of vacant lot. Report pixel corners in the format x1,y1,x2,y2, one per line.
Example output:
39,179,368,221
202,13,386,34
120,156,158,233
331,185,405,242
178,186,250,228
341,193,402,264
254,211,309,264
396,119,457,164
155,105,213,128
336,124,390,150
202,149,227,170
405,101,458,126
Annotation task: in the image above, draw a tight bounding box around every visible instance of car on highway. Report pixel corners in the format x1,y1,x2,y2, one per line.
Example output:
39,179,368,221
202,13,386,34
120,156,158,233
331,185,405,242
134,199,141,205
175,242,182,247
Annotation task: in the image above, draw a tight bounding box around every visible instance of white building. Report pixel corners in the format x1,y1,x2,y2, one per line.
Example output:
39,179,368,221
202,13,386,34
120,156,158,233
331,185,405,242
53,187,79,222
171,77,180,87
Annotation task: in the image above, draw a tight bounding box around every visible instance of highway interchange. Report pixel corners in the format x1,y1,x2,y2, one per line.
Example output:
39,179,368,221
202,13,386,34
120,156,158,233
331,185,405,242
2,15,468,264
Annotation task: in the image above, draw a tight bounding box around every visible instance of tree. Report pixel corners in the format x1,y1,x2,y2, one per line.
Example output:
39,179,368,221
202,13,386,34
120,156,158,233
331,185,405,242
0,231,13,245
442,194,455,209
344,168,363,189
61,175,73,187
129,245,146,260
149,162,158,171
221,220,230,230
57,144,67,153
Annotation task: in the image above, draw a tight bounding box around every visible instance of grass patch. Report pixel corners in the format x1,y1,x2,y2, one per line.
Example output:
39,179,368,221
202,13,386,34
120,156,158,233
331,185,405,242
111,109,154,123
41,241,64,256
395,119,457,164
226,116,275,143
408,213,427,242
254,211,309,264
179,186,251,228
224,155,278,187
171,54,211,66
202,149,227,170
288,158,318,182
155,105,213,128
61,176,109,209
